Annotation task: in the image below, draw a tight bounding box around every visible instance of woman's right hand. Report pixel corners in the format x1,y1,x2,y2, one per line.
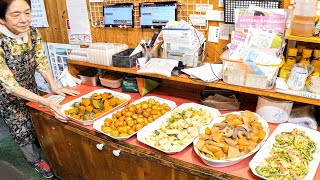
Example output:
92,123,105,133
45,99,68,123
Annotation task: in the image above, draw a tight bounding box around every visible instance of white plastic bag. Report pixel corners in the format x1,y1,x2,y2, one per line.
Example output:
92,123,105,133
288,105,318,130
137,58,178,77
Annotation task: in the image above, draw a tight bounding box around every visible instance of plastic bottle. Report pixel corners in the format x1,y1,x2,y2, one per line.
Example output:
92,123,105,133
296,45,306,62
311,49,320,70
300,49,313,66
291,0,317,37
279,48,298,81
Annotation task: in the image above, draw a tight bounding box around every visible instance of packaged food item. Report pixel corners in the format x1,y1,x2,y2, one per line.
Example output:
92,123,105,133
288,105,318,130
287,63,313,90
256,96,293,123
279,48,297,81
99,73,123,89
307,73,320,93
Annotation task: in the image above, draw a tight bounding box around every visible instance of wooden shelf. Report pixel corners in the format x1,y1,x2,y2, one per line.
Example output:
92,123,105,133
67,59,320,106
285,29,320,43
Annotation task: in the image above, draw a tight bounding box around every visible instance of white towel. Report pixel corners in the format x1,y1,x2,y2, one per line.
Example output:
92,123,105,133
0,25,28,44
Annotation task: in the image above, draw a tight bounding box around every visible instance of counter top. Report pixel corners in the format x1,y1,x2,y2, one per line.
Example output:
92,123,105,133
27,84,320,179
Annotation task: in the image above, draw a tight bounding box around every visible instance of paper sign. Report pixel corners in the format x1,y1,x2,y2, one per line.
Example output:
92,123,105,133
219,24,230,40
31,0,49,27
66,19,92,45
219,0,224,7
196,4,213,12
189,14,207,26
208,26,219,43
66,0,91,34
206,10,224,21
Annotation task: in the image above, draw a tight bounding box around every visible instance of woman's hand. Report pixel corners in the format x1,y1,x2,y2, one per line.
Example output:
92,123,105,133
45,98,68,123
52,87,80,97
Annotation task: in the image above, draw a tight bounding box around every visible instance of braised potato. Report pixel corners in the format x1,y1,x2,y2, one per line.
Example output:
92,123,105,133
101,98,171,137
197,111,266,160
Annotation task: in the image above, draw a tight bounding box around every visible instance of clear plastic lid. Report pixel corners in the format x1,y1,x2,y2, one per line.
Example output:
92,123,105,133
294,0,317,17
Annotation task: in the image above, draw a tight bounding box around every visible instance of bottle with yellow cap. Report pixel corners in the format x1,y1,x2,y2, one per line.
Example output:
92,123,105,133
311,49,320,70
296,45,306,62
279,48,298,81
300,49,313,66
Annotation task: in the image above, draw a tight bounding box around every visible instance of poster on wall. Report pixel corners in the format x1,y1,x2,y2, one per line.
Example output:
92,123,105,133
66,0,92,44
66,19,92,45
30,0,49,27
47,43,80,81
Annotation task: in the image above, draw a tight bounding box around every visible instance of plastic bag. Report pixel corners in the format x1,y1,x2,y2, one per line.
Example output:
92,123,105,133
137,58,178,77
136,78,159,97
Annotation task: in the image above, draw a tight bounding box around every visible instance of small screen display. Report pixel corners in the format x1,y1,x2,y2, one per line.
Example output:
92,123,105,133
140,2,177,28
103,3,134,27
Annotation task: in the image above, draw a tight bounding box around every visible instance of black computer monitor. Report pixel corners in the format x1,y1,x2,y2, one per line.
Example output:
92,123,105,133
103,3,134,28
139,1,177,29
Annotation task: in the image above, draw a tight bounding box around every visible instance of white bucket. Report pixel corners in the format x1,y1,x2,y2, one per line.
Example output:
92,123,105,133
255,96,294,123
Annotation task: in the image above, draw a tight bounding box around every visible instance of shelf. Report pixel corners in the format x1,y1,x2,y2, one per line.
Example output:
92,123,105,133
67,59,320,106
285,29,320,43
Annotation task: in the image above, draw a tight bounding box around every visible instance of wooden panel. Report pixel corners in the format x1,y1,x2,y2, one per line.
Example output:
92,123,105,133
37,0,227,62
29,110,115,180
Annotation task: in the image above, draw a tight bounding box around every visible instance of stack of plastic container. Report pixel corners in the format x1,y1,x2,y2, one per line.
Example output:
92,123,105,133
291,0,317,37
87,43,128,66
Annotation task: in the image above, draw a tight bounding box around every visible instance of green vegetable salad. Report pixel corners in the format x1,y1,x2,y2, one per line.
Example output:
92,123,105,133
256,128,316,180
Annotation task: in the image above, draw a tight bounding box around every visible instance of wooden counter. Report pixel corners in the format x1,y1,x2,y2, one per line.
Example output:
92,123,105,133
27,85,320,180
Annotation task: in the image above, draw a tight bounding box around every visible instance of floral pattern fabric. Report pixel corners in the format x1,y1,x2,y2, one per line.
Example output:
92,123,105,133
0,27,50,146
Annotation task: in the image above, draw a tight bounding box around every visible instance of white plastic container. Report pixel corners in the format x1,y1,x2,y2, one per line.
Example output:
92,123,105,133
255,96,293,123
291,0,317,37
99,76,123,89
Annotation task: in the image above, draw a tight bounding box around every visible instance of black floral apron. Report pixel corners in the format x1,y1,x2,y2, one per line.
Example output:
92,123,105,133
0,28,39,146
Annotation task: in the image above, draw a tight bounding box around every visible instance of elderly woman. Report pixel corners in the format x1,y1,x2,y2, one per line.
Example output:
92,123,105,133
0,0,79,178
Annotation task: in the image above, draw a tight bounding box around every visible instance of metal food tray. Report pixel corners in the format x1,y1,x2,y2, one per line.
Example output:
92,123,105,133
61,89,131,126
93,96,177,141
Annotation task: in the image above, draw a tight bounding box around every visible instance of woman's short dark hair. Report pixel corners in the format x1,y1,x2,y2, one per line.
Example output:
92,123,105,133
0,0,31,19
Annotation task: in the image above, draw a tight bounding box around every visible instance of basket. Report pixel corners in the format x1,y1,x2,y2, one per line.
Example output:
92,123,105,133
223,0,282,24
200,90,241,110
220,50,282,89
99,73,123,89
112,48,142,68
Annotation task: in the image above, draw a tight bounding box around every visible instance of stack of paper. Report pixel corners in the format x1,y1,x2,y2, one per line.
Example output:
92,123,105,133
182,63,223,82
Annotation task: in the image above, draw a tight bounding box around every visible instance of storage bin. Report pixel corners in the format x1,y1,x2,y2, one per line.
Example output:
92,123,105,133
78,68,101,86
112,48,142,68
99,73,123,88
200,90,240,110
255,96,293,123
220,51,281,89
